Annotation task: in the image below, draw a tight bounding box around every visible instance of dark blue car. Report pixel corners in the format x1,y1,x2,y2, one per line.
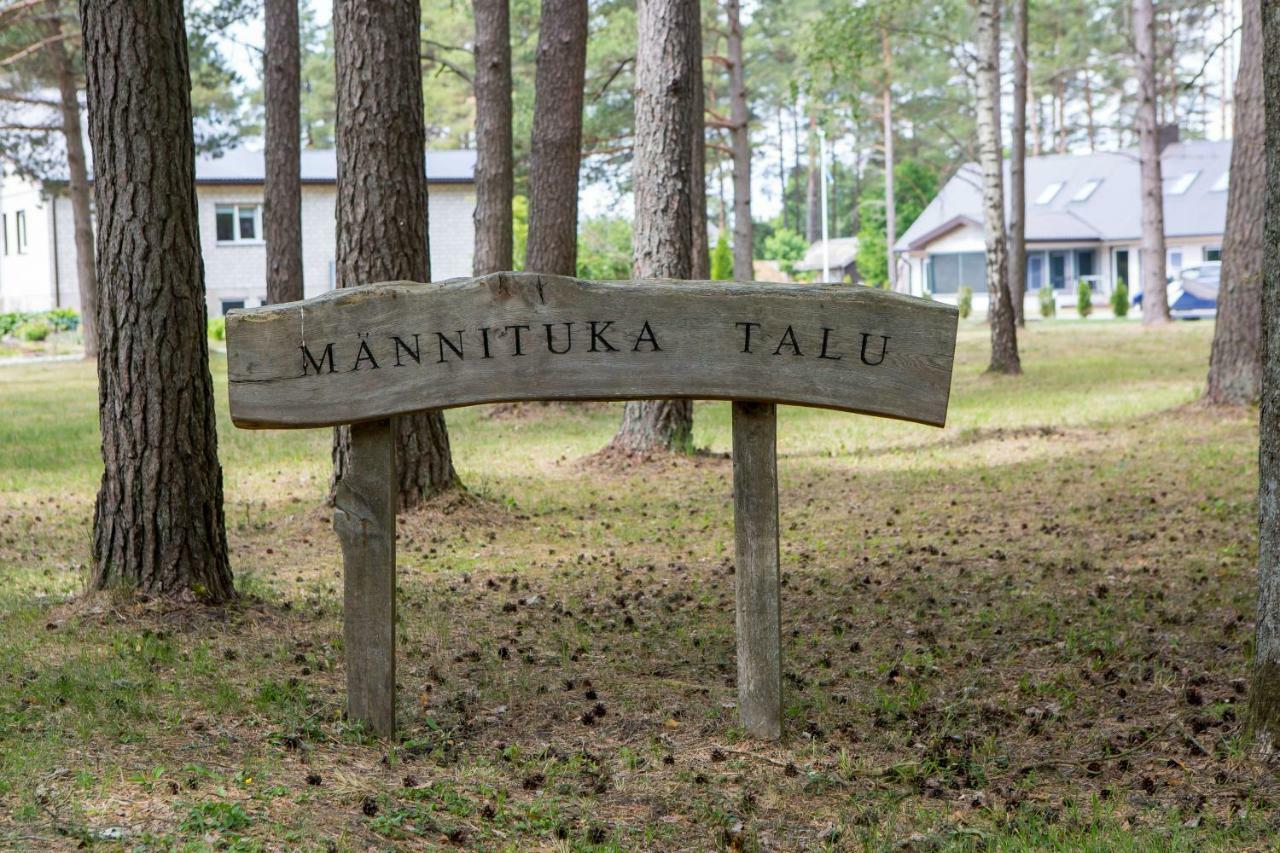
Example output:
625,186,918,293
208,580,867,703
1133,263,1219,319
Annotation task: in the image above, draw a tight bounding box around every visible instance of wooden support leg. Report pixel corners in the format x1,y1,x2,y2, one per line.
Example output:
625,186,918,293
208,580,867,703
333,418,397,736
731,401,782,739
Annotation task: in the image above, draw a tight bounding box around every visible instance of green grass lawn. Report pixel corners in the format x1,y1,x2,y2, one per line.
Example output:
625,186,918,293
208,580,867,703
0,319,1274,850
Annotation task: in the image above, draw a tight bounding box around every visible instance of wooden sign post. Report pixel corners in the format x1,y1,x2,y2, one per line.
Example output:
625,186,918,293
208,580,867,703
227,272,958,738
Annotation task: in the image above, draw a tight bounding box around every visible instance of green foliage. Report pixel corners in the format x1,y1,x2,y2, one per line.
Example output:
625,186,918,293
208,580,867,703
762,227,808,276
710,233,733,281
0,312,31,337
855,159,942,288
576,217,631,280
1077,280,1093,318
208,317,227,341
17,321,50,342
1111,279,1129,318
181,801,252,834
512,194,529,271
1040,285,1057,318
45,308,79,332
957,286,973,320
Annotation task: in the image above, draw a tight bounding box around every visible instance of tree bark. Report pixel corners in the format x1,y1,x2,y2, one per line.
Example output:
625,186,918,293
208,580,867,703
47,3,97,357
882,29,897,292
610,0,696,454
1205,0,1263,405
1251,0,1280,750
976,0,1019,374
330,0,460,511
1009,0,1027,327
264,0,303,304
1134,0,1170,324
690,6,709,280
726,0,751,282
81,0,233,602
472,0,514,275
525,0,587,275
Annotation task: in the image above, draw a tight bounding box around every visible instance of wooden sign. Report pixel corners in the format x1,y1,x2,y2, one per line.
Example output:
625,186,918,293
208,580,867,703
226,273,959,739
227,273,956,429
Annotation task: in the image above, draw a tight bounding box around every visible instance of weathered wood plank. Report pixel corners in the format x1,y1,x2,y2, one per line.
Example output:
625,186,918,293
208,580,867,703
226,273,958,429
333,418,397,736
732,401,781,739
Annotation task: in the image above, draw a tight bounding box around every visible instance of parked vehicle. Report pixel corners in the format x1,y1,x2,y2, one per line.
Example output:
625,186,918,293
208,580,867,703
1132,262,1219,320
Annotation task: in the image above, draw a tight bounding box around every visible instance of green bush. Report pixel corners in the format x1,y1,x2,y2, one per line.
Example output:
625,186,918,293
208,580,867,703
208,317,226,341
0,312,31,337
1111,279,1129,318
710,233,733,280
17,321,51,342
44,308,79,331
957,286,973,319
1039,285,1056,318
763,227,808,277
1077,280,1093,318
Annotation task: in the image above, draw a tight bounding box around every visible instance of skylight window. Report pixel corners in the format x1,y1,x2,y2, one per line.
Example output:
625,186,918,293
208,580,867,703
1035,181,1064,205
1212,170,1229,192
1165,171,1200,196
1071,179,1102,202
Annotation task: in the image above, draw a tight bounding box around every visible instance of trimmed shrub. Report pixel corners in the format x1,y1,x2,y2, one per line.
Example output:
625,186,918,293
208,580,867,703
1077,280,1093,318
208,317,227,341
45,308,79,331
0,312,31,337
1111,279,1129,318
957,286,973,319
710,233,733,280
17,321,51,342
1039,285,1056,318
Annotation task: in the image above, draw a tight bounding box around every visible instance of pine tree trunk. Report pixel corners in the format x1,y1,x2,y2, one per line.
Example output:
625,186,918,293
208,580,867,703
727,0,751,282
976,0,1019,374
1205,0,1263,405
805,110,819,243
264,0,303,304
1008,0,1028,327
330,0,459,511
473,0,514,275
1250,0,1280,750
525,0,587,275
81,0,234,602
610,0,696,454
690,9,709,280
881,29,897,292
1134,0,1170,324
48,6,98,358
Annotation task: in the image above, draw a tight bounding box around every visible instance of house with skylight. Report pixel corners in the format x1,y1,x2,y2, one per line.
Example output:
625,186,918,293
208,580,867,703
893,132,1229,312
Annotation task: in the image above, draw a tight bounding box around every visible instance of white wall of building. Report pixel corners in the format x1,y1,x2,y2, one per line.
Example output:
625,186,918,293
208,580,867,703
0,172,56,313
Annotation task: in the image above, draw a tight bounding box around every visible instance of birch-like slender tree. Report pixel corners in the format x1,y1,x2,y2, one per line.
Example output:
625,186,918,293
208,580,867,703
1205,0,1263,404
609,0,697,453
1008,0,1028,326
1133,0,1170,324
975,0,1019,373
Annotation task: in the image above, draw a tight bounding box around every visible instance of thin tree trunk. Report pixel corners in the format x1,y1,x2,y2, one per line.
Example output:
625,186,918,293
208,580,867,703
1030,85,1042,156
1055,76,1067,154
610,0,696,454
1009,0,1028,327
1134,0,1170,324
264,0,303,304
805,109,819,243
976,0,1019,374
473,0,514,275
47,3,97,357
81,0,233,601
690,8,709,280
726,0,751,281
776,106,787,234
1205,0,1263,405
1250,0,1280,750
1083,66,1097,152
331,0,460,510
881,29,897,292
525,0,587,274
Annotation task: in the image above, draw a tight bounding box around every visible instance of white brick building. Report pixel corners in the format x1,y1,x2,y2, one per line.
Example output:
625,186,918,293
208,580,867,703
0,146,476,317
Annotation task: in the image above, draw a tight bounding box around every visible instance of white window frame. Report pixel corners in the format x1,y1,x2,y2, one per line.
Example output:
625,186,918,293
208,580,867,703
1,213,7,256
214,203,264,245
14,209,27,254
1165,171,1199,196
1211,170,1229,192
1071,179,1102,203
1034,182,1064,205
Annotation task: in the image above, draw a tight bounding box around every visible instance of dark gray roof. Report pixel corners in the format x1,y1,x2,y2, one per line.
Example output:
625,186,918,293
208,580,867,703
195,147,476,184
895,139,1230,251
793,237,858,271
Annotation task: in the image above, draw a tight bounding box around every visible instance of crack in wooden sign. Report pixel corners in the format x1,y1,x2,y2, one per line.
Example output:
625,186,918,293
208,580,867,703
227,273,958,429
225,272,959,739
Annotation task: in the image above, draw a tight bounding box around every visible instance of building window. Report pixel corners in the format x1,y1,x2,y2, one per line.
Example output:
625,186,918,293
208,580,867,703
1168,249,1183,271
1,213,7,256
1035,182,1064,205
220,300,246,315
14,210,26,254
1071,179,1102,202
1205,246,1222,262
1212,170,1229,192
927,252,987,295
215,204,262,243
1027,253,1045,289
1165,171,1199,196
